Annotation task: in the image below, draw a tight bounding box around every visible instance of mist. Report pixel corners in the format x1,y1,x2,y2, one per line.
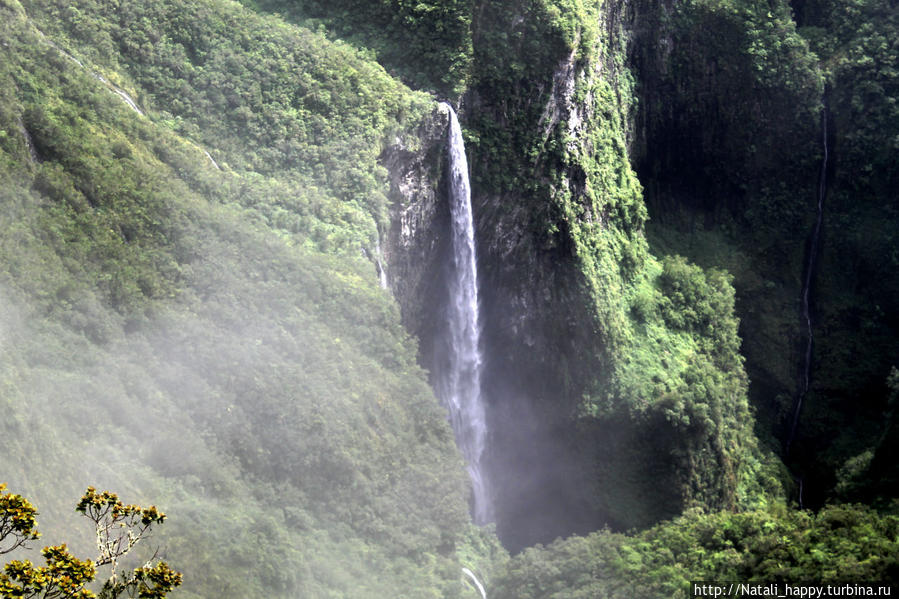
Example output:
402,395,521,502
5,0,899,596
0,2,471,594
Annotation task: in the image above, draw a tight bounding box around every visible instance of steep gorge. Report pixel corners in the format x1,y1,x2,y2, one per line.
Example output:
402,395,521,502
383,0,768,551
629,0,899,508
2,0,896,595
787,104,829,460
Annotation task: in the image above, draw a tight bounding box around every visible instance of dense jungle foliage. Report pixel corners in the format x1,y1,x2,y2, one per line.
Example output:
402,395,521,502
0,0,469,595
634,0,899,510
1,0,897,596
492,505,899,598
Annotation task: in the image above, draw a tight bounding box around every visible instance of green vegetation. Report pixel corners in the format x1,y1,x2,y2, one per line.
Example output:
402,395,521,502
0,0,469,596
18,0,438,253
239,0,473,96
468,0,601,195
0,0,895,595
635,0,899,507
632,0,825,462
792,0,899,503
636,0,823,209
0,485,40,556
492,504,899,598
1,485,181,599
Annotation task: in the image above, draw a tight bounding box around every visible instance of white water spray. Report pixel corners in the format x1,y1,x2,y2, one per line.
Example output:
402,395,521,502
438,103,493,525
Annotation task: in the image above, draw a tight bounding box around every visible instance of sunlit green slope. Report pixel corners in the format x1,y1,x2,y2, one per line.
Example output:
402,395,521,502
0,0,470,596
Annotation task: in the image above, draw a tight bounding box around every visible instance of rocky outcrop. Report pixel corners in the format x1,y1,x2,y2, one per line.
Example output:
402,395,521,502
382,0,765,551
383,105,449,251
380,104,453,368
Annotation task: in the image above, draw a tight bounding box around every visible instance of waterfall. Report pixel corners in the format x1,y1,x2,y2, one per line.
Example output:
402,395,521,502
438,102,493,525
203,150,222,171
787,105,828,455
104,78,145,116
374,240,388,289
35,27,145,117
462,567,487,599
34,24,229,174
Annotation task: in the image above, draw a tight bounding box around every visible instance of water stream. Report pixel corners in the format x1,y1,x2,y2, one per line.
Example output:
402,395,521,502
462,567,487,599
35,28,145,117
787,106,828,456
438,103,493,525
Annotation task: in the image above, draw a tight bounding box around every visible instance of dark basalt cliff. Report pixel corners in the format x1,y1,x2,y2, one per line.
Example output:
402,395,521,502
382,0,767,550
381,103,452,351
626,0,899,508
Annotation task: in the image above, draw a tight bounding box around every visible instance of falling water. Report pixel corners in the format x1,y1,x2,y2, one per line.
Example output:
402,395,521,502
787,106,828,455
35,26,145,116
462,568,487,599
203,150,222,171
374,240,388,289
438,102,492,525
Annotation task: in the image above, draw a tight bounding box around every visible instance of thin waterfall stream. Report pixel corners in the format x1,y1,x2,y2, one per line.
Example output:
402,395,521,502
787,105,829,459
437,102,493,526
462,568,488,599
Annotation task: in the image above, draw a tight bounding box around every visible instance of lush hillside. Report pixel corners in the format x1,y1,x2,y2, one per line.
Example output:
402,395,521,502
632,0,899,507
492,505,899,598
1,0,897,597
0,0,471,596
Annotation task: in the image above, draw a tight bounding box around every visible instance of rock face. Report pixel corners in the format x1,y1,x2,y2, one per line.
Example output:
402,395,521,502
383,0,764,551
469,74,614,551
381,95,604,547
462,0,675,549
381,104,451,357
384,7,647,548
625,0,899,509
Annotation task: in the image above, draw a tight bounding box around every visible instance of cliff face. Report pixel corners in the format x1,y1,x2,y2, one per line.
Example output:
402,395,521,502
467,1,646,549
383,88,610,550
625,0,823,415
627,0,899,506
384,0,767,550
381,103,451,354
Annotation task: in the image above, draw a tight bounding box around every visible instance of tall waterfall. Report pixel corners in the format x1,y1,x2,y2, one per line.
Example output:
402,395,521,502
438,103,493,525
787,106,828,457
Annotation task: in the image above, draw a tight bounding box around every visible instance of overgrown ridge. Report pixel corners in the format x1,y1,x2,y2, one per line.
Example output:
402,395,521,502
1,0,897,597
1,0,468,596
631,0,899,510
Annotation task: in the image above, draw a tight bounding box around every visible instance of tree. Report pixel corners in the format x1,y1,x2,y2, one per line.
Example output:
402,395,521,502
0,484,40,556
0,484,182,599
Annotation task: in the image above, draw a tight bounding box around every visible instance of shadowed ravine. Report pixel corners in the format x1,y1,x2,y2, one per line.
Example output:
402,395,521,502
787,104,829,463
